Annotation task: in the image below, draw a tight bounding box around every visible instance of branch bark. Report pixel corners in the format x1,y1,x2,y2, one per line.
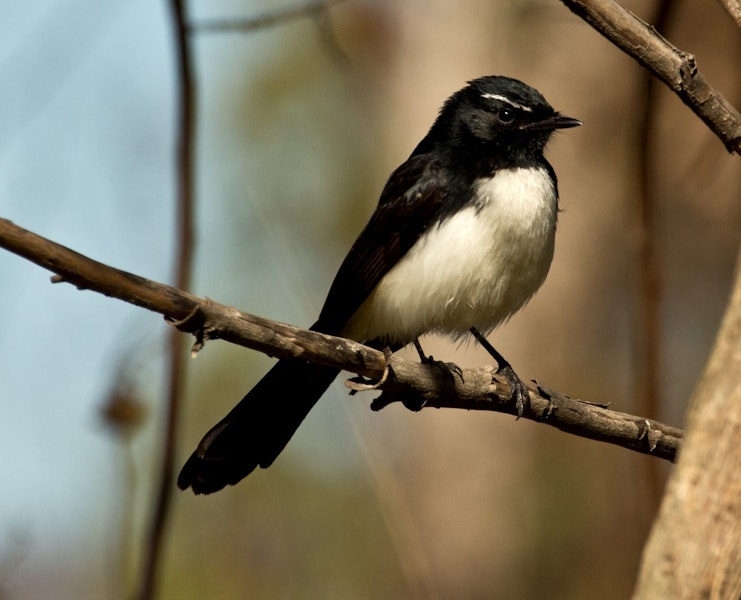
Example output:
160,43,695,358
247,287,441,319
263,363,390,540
717,0,741,28
560,0,741,154
0,217,683,463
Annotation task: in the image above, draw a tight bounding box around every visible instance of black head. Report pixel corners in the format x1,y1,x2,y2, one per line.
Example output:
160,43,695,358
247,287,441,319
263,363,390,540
416,75,580,166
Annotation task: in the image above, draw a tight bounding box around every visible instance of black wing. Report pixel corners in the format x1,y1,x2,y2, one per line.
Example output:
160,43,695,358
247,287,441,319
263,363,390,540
315,152,454,336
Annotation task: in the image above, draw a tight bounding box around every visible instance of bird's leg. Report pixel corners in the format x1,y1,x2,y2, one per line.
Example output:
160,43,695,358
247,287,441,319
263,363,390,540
469,327,529,418
413,338,464,381
413,338,429,362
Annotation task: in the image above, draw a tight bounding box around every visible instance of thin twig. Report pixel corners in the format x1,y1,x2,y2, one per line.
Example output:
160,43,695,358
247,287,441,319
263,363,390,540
188,0,346,34
0,217,683,463
136,0,196,598
310,4,350,65
560,0,741,154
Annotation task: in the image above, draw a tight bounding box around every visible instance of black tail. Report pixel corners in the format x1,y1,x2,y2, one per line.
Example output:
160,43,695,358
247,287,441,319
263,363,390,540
177,358,340,494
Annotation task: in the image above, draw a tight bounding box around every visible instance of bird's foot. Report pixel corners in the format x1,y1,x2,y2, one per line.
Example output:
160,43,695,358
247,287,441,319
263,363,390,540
469,327,529,418
400,357,462,412
497,363,530,419
413,338,464,383
427,358,464,382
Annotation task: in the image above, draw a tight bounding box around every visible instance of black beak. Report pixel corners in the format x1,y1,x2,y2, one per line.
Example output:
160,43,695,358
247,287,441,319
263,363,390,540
525,113,582,132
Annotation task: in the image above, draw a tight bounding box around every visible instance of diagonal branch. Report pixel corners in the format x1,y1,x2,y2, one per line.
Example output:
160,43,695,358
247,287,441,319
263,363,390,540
560,0,741,153
717,0,741,28
0,217,683,463
188,0,346,34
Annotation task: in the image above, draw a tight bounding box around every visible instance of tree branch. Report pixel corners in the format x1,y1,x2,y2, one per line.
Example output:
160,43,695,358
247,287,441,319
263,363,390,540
560,0,741,154
0,217,683,463
187,0,346,34
717,0,741,28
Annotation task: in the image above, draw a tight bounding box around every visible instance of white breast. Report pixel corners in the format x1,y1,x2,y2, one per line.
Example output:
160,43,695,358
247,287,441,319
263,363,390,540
344,166,558,345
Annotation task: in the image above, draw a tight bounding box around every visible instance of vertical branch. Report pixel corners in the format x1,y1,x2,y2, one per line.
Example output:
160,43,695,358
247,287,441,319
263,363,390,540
136,0,195,598
633,0,675,516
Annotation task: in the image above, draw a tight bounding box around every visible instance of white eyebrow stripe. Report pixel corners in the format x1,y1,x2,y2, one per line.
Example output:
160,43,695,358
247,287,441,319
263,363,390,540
480,93,533,112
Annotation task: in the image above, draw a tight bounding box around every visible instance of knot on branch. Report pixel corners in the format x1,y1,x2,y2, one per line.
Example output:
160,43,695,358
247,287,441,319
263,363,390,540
165,300,212,356
677,51,698,84
637,419,663,453
345,347,393,394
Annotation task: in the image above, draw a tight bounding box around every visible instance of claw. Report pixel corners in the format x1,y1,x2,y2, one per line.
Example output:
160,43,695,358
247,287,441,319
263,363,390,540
498,364,529,418
469,327,529,418
413,338,464,383
443,361,464,382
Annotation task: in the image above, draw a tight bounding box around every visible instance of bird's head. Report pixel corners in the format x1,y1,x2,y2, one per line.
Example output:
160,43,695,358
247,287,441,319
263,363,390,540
423,76,581,164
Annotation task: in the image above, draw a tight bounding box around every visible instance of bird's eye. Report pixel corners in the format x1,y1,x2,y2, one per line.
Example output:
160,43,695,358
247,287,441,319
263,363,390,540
497,107,516,124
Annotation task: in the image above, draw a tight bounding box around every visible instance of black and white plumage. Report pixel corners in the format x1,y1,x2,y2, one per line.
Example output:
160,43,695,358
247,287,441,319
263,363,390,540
178,76,580,494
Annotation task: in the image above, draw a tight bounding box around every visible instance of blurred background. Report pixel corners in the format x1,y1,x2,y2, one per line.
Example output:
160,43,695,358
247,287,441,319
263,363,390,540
1,0,739,598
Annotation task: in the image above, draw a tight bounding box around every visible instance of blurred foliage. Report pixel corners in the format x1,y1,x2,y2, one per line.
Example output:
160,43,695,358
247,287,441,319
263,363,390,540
109,0,741,597
2,0,740,599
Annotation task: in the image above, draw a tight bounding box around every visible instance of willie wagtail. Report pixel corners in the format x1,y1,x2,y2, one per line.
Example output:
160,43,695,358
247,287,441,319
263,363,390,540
178,75,580,494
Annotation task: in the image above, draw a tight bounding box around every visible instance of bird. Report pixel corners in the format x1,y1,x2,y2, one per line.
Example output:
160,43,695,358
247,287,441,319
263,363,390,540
178,75,580,494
